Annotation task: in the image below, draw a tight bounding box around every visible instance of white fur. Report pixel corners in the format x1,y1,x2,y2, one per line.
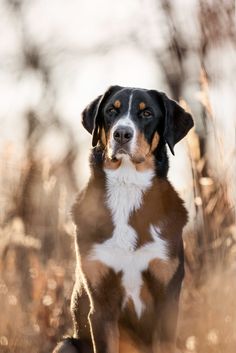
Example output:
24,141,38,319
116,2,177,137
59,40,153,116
127,91,133,118
105,156,154,250
89,158,169,318
90,223,168,318
109,92,138,156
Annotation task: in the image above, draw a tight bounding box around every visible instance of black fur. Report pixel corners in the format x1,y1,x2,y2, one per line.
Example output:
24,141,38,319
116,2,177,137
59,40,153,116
82,86,193,176
53,86,193,353
53,337,92,353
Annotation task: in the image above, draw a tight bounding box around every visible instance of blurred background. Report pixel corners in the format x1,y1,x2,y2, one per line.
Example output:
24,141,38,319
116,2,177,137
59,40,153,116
0,0,235,352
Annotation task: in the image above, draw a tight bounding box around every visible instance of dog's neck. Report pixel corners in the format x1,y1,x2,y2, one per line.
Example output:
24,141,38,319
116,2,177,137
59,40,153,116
90,141,169,179
102,156,154,252
104,155,155,189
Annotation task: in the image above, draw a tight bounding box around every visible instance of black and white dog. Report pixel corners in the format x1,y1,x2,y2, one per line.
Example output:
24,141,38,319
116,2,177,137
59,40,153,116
53,86,194,353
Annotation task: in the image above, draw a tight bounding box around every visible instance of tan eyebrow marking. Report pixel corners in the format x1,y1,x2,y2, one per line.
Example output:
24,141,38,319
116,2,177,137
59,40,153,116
139,102,146,110
114,100,121,108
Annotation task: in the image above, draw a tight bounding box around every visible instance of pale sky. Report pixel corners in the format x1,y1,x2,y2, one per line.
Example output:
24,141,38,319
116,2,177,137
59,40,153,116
0,0,235,220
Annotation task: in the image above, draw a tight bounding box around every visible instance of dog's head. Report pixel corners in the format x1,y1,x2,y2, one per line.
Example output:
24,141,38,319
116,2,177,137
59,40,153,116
82,85,193,168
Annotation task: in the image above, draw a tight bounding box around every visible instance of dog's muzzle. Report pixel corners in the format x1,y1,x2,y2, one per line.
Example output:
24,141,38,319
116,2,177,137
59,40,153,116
112,126,134,156
113,126,134,145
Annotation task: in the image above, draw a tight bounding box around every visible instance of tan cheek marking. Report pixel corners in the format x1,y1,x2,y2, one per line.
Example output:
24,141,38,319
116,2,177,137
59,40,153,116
114,100,121,109
106,130,113,158
100,127,107,146
133,132,156,171
135,154,155,172
151,132,160,152
133,132,160,171
81,258,109,288
139,102,146,110
136,132,150,157
149,258,179,285
104,157,122,170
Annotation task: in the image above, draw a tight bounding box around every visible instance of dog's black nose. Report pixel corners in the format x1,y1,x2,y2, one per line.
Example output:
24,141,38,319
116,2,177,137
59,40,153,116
113,126,134,144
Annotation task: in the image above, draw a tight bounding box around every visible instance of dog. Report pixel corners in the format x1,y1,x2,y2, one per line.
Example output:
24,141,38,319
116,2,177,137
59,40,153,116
53,85,194,353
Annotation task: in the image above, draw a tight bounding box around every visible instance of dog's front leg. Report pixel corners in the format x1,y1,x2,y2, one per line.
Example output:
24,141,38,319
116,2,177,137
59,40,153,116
79,254,122,353
153,259,184,353
88,304,119,353
152,300,179,353
71,283,93,345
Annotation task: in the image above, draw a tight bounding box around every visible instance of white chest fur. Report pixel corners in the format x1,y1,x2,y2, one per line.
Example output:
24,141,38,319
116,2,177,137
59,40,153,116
105,157,154,250
89,157,169,318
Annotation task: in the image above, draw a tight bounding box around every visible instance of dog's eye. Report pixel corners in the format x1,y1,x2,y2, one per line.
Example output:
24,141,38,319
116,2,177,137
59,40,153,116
141,110,152,118
106,107,117,115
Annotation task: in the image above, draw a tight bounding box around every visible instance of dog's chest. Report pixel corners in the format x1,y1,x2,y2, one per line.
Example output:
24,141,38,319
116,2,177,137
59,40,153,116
89,160,169,317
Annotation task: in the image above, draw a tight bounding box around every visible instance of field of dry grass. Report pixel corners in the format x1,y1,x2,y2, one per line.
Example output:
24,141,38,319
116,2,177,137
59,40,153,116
0,80,235,353
0,1,235,352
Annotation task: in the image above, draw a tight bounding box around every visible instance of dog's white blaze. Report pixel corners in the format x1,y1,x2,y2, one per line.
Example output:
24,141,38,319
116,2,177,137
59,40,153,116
109,92,137,155
127,91,133,118
89,158,169,318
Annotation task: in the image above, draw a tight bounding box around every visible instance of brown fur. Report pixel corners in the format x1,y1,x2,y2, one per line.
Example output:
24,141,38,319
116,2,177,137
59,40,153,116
129,177,186,248
139,102,146,110
66,167,187,353
53,86,193,353
103,156,122,170
140,284,154,308
134,154,155,172
106,324,119,353
151,132,160,152
114,100,121,108
133,132,160,171
81,257,109,288
149,258,179,285
119,328,148,353
100,127,107,146
134,132,151,160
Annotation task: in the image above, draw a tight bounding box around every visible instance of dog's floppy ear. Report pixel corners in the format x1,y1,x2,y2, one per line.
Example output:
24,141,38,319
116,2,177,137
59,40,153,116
82,85,122,147
81,95,102,135
161,93,194,155
151,91,194,155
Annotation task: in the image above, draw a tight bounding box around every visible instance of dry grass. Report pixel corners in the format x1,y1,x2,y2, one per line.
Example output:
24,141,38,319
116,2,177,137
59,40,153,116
0,0,235,352
0,75,235,353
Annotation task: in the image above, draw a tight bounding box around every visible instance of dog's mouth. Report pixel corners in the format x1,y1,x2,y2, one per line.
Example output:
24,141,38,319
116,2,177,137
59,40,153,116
106,130,152,165
108,143,129,159
109,146,146,165
113,147,129,159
